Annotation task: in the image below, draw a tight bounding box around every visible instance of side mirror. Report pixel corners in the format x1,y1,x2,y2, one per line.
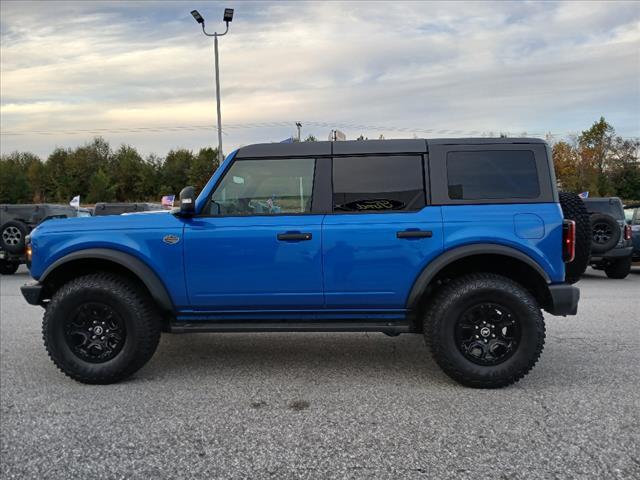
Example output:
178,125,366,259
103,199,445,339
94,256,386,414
179,186,196,216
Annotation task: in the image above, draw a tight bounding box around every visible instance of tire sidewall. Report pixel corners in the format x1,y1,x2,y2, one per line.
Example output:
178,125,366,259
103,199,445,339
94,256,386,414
1,221,28,254
45,284,145,379
427,275,545,388
0,260,19,275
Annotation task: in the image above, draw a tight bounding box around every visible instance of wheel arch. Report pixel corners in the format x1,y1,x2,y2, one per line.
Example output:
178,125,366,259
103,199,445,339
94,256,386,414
407,244,552,330
40,248,174,313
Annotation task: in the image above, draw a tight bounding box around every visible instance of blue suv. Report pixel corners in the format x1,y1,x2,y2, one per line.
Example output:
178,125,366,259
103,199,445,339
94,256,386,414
21,138,581,388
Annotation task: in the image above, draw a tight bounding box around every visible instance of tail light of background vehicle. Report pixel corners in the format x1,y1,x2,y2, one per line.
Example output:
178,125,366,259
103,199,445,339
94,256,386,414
623,224,632,241
562,220,576,263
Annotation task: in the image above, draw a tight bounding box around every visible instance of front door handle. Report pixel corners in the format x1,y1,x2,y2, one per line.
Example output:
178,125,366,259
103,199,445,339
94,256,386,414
277,232,312,241
396,230,433,239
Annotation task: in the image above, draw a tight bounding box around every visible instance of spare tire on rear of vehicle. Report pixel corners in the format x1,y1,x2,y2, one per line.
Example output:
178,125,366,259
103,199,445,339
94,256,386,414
559,192,591,284
589,213,620,254
0,220,28,254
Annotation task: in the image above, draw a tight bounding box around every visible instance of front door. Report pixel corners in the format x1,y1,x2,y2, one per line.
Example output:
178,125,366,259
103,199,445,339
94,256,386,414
184,157,323,310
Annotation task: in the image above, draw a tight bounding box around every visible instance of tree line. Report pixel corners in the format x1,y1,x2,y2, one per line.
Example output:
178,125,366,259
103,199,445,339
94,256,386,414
0,138,220,204
552,117,639,200
0,117,638,204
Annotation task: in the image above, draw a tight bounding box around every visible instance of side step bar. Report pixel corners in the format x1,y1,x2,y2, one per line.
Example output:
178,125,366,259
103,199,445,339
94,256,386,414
168,321,411,334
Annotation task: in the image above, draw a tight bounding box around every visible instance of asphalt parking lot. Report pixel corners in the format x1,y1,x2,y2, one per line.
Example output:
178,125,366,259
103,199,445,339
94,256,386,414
1,266,639,479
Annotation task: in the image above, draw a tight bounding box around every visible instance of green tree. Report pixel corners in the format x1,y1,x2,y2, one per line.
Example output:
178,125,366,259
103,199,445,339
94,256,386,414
162,149,194,196
110,145,146,201
0,152,32,203
87,169,116,203
578,117,616,196
188,147,220,194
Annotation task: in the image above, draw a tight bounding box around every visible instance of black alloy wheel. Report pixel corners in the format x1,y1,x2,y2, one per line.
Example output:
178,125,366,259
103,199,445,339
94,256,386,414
64,302,126,363
455,303,521,366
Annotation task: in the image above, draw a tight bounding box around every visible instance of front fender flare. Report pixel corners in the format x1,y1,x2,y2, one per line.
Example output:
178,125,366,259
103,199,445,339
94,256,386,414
406,243,551,310
40,248,174,312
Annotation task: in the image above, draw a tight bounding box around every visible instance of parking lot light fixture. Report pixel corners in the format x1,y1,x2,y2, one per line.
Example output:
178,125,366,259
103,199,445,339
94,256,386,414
190,8,234,166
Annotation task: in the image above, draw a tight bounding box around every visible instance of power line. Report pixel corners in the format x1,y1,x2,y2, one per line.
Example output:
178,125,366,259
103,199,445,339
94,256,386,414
1,120,638,140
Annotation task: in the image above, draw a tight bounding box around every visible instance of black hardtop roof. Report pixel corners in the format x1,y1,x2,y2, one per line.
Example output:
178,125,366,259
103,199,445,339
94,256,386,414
583,197,623,204
234,138,546,158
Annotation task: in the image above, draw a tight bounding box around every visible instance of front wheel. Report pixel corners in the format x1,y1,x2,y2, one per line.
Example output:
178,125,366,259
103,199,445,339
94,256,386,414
43,273,161,384
0,260,19,275
424,273,545,388
604,256,632,279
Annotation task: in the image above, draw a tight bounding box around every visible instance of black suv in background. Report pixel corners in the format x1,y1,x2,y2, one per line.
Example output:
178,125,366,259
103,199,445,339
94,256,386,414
584,197,633,278
0,204,80,275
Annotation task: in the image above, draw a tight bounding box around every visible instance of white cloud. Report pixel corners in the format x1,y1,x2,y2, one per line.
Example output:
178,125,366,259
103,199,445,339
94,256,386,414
1,0,639,158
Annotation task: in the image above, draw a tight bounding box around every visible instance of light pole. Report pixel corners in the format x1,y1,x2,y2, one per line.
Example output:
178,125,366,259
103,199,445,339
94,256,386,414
191,8,234,166
295,122,302,141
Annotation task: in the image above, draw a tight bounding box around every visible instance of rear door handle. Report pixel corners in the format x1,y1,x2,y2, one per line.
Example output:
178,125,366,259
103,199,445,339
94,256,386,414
396,230,433,239
277,232,312,241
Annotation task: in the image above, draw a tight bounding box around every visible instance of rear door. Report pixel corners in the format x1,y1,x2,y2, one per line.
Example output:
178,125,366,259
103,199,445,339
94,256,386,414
322,154,444,309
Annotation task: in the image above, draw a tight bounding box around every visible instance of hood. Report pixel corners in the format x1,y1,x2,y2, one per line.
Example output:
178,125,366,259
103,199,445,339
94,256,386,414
33,211,183,234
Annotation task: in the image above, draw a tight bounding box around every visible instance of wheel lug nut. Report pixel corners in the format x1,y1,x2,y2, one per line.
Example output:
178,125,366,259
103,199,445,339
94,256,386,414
484,339,488,343
92,335,96,339
475,326,479,329
101,336,105,340
475,335,479,339
492,334,495,338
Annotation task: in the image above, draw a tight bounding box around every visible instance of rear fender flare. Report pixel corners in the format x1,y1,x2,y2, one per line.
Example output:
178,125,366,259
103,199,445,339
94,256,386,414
406,243,551,310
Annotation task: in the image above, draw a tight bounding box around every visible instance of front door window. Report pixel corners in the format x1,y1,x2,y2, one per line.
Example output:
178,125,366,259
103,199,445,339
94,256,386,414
210,158,315,215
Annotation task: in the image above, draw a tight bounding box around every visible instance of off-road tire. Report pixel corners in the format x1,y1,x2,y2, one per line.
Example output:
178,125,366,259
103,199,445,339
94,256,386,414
0,220,28,254
559,192,591,284
42,273,161,384
589,213,620,254
604,256,632,279
425,273,545,388
0,260,19,275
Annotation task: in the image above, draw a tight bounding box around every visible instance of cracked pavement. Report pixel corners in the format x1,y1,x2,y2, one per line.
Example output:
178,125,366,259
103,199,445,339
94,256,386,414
1,266,639,479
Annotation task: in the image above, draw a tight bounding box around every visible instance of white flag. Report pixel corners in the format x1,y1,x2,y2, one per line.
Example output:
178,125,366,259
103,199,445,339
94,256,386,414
70,195,80,208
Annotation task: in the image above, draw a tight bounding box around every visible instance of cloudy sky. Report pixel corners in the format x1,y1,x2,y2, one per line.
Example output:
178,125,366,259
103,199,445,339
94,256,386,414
1,0,639,158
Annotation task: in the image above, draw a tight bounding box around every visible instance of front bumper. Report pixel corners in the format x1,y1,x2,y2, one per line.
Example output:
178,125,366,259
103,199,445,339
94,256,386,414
545,284,580,316
21,282,44,306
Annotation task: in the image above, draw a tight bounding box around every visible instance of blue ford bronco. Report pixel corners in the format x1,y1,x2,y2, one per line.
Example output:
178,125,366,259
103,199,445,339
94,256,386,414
21,138,585,388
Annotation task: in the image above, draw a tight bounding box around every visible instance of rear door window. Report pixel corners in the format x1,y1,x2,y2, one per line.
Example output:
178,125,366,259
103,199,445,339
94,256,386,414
332,156,425,212
446,150,539,200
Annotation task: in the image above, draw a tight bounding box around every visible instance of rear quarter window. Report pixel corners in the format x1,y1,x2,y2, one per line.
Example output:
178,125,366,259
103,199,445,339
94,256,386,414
446,150,540,200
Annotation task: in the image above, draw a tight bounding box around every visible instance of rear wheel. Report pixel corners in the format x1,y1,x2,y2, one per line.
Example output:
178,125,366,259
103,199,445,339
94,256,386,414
604,256,632,279
424,273,545,388
559,192,591,284
42,273,161,384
